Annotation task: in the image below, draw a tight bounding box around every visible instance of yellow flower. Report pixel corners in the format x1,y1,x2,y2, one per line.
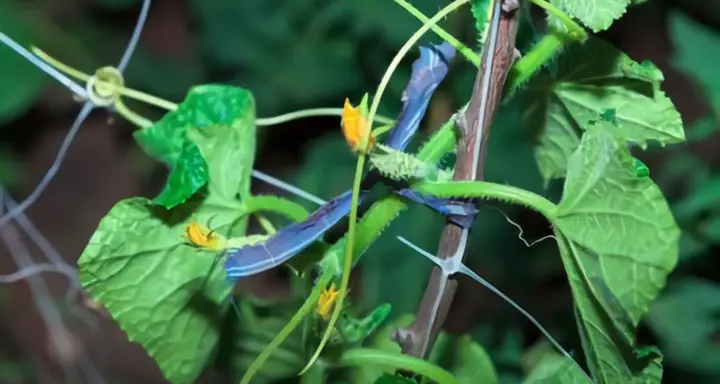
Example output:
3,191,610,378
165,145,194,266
317,283,340,320
184,222,227,251
341,97,374,153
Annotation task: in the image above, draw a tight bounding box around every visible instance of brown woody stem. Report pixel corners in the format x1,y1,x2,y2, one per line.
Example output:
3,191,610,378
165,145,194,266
393,0,522,359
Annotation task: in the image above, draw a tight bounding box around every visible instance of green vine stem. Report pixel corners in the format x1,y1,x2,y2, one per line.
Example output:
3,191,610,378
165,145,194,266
391,0,480,66
530,0,587,40
337,348,459,384
365,0,469,129
238,268,334,384
505,32,569,95
413,180,557,220
32,47,396,128
245,195,311,222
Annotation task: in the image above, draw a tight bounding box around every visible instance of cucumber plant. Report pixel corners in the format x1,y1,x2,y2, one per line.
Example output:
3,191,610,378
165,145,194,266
0,0,687,383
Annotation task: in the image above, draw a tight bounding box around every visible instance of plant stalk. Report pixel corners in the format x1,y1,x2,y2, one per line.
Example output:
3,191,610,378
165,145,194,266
394,0,522,359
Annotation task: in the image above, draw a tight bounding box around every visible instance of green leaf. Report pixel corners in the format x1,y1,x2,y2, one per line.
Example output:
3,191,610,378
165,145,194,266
187,122,255,200
555,126,679,325
523,352,590,384
339,303,392,344
451,335,499,384
135,84,255,163
549,0,628,32
229,316,306,383
669,10,720,113
646,278,720,375
522,36,684,183
353,315,415,384
77,193,249,384
154,142,209,208
134,85,256,208
556,234,665,383
552,128,677,382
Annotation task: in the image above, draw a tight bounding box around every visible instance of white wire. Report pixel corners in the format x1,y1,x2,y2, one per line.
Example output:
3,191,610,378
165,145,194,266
0,0,153,230
251,169,326,206
396,234,585,375
0,102,93,229
117,0,152,71
0,189,80,380
0,263,75,283
2,193,77,276
0,31,87,98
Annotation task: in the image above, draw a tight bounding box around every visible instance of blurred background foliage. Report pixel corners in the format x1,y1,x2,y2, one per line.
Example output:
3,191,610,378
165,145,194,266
0,0,719,383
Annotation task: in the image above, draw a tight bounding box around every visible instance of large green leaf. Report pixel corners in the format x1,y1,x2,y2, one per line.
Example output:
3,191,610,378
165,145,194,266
548,0,628,32
78,193,248,383
555,126,679,325
646,278,720,375
520,36,684,183
552,128,677,383
556,234,664,384
134,85,256,208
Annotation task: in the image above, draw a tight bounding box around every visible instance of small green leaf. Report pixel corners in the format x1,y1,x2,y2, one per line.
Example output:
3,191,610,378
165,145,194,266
353,315,414,384
553,128,677,383
647,278,720,375
522,36,684,183
523,352,590,384
78,193,248,384
135,85,254,163
339,303,392,344
451,335,499,384
134,85,256,208
549,0,628,32
533,102,582,183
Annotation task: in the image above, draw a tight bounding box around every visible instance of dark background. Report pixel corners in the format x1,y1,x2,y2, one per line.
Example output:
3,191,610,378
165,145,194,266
0,0,718,382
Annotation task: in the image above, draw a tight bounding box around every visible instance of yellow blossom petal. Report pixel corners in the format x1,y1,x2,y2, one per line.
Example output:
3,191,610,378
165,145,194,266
317,283,340,320
341,98,374,153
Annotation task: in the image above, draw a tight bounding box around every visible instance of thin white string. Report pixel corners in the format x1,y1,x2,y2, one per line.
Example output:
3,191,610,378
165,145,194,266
0,31,87,98
251,170,326,206
397,235,582,371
